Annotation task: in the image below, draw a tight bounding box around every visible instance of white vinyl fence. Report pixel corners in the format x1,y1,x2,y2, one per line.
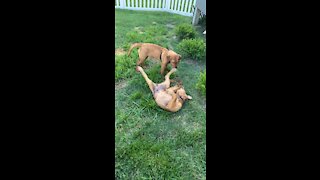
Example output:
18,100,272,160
115,0,197,17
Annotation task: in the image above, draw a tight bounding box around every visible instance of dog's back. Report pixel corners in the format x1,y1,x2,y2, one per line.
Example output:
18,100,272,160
141,43,165,59
128,43,166,57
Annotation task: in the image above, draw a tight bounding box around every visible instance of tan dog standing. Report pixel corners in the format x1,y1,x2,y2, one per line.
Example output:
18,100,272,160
137,66,192,112
128,43,181,75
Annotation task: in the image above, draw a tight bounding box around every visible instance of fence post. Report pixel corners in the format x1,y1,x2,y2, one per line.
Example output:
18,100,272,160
192,7,200,25
120,0,126,8
165,0,170,10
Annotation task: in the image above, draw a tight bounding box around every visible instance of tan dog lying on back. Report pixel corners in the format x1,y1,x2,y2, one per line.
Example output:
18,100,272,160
137,66,192,112
128,43,181,75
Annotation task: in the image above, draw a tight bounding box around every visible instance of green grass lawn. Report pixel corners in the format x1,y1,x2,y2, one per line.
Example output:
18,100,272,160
115,9,206,179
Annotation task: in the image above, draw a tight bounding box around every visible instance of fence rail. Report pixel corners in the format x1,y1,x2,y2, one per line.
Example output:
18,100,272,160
115,0,196,17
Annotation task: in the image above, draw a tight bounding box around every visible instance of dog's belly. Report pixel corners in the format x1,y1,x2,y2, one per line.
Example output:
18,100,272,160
145,49,162,60
148,54,161,60
154,92,172,107
154,84,166,93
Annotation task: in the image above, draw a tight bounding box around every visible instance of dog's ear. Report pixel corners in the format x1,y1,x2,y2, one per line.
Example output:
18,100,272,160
176,55,181,61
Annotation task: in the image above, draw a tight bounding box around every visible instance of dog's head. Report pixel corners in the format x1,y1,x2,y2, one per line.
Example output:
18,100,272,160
167,50,181,68
177,88,192,101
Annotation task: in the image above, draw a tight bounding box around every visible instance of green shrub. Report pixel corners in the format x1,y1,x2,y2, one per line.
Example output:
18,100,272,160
126,31,145,44
115,54,137,81
177,38,206,60
196,70,206,96
174,23,196,40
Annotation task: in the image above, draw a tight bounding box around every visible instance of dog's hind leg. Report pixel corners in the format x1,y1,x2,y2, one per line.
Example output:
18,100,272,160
136,52,148,71
137,66,156,94
137,49,148,66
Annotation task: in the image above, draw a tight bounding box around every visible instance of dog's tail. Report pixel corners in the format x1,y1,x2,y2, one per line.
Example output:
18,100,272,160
127,43,142,56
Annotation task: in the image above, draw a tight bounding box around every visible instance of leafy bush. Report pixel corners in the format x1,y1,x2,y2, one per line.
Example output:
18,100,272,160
174,23,196,40
126,31,145,44
115,54,137,81
177,38,206,60
196,70,206,96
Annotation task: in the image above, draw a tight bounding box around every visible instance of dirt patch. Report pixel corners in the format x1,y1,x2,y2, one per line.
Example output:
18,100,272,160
184,59,198,65
115,81,128,90
115,48,126,55
166,24,175,29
